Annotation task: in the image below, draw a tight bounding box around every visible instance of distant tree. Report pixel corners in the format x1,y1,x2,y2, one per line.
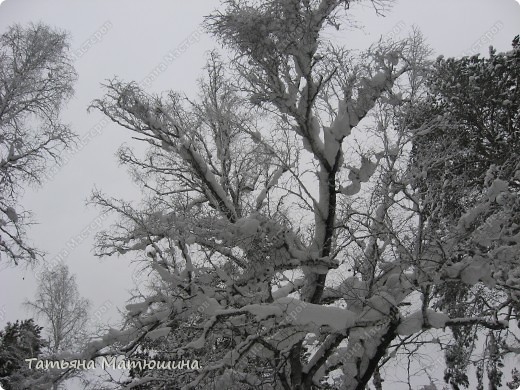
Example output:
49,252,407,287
0,319,47,389
24,264,91,389
0,23,77,265
25,263,91,355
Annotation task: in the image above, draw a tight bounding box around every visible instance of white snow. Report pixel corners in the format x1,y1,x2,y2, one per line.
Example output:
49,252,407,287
341,181,361,196
324,128,341,166
342,277,367,313
154,309,170,321
234,217,261,236
427,311,450,328
370,72,388,89
458,202,489,231
145,244,156,258
277,297,356,331
146,327,171,340
340,157,377,196
182,140,237,216
238,297,356,332
357,157,377,182
346,100,360,128
330,100,351,139
460,256,492,285
397,310,450,335
5,206,17,222
151,262,181,285
193,293,223,316
256,167,285,208
126,301,149,315
243,303,284,320
186,336,205,350
101,327,137,345
397,311,423,335
272,278,305,299
486,178,508,201
185,235,196,244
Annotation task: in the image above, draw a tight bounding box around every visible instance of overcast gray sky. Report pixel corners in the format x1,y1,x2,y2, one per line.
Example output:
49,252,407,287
0,0,519,388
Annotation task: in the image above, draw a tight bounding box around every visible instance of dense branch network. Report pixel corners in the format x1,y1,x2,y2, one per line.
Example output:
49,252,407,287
0,23,77,265
82,2,519,389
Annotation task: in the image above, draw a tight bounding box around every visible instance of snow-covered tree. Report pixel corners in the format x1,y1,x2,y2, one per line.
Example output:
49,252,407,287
0,319,48,389
406,40,520,390
25,263,91,355
24,263,91,389
82,1,517,389
0,23,77,265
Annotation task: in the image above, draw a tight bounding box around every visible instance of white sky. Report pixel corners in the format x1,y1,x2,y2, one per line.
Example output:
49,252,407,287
0,0,519,388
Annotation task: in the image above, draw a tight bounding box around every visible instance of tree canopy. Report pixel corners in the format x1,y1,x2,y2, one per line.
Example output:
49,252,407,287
25,263,91,355
0,319,47,389
407,38,520,389
76,1,520,389
0,23,76,266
